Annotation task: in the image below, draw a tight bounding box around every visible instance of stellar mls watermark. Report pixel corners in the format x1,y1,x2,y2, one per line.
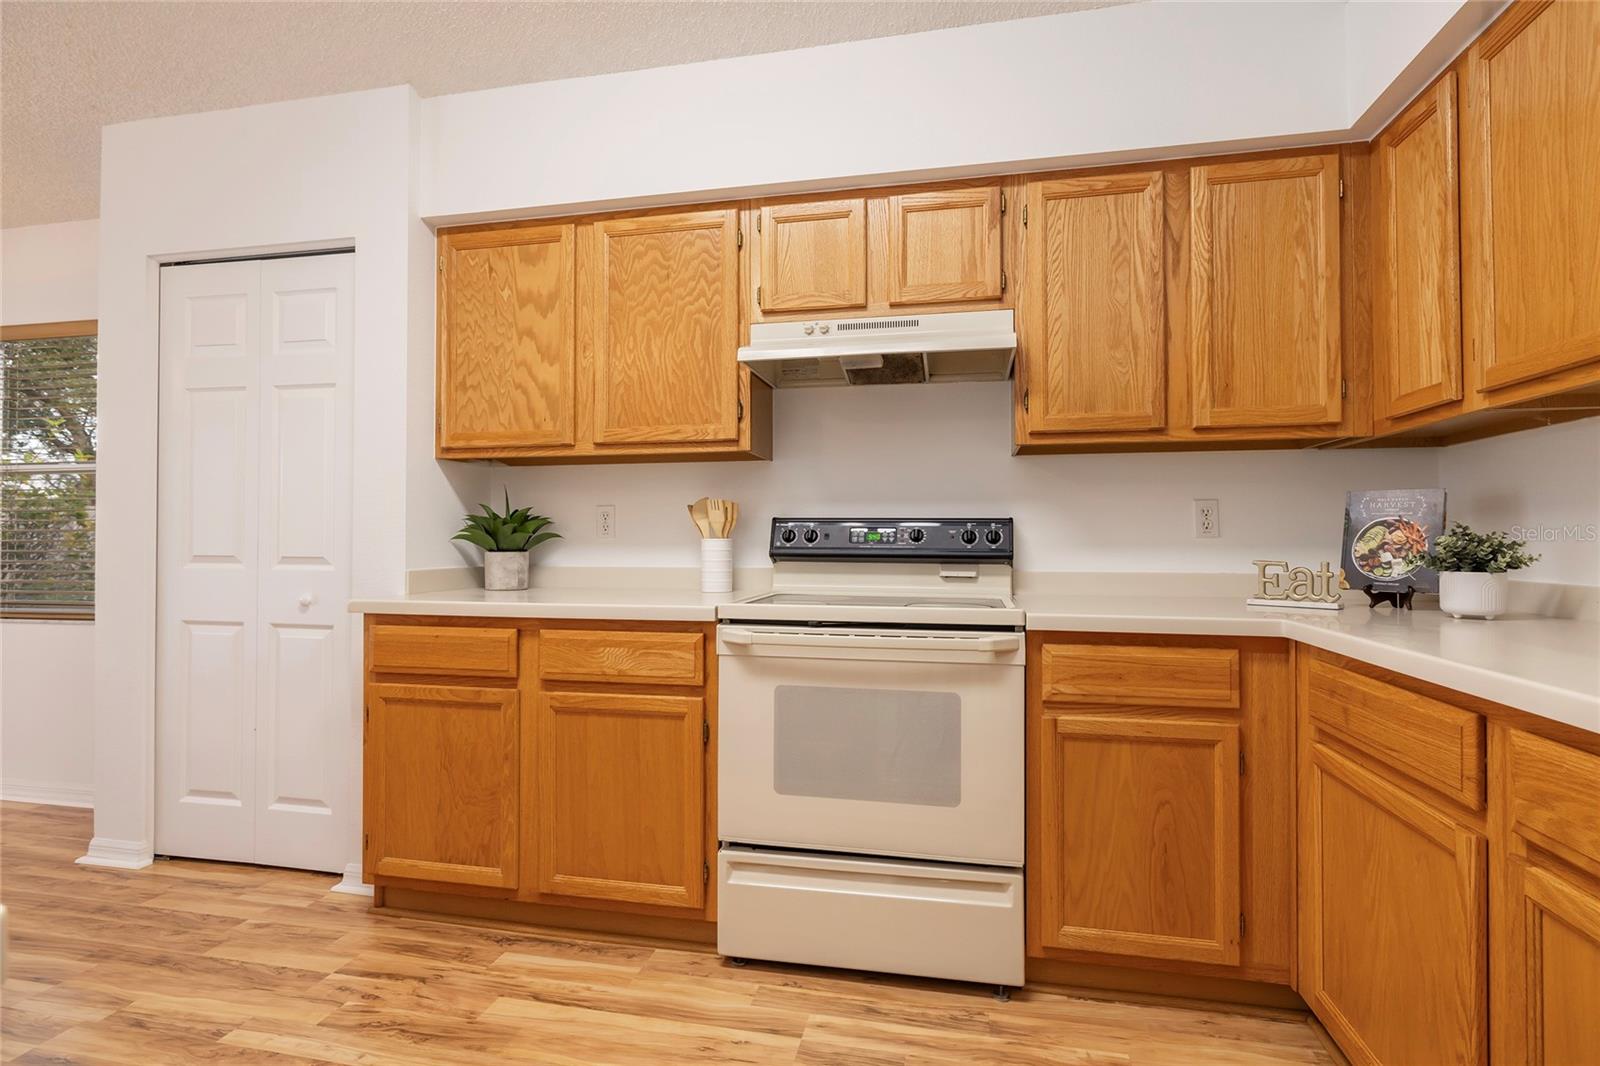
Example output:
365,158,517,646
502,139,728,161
1508,523,1599,543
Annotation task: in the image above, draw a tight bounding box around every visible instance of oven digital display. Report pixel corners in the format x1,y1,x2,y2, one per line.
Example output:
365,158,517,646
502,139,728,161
866,532,882,542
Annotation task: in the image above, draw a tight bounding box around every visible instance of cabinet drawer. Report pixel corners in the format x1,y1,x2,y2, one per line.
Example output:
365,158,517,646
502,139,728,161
369,624,518,679
1506,728,1600,871
1306,658,1483,808
1040,643,1239,708
539,629,704,686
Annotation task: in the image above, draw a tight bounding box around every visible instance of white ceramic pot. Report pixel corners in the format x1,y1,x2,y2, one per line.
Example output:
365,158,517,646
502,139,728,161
700,538,733,593
1438,571,1509,620
483,550,530,592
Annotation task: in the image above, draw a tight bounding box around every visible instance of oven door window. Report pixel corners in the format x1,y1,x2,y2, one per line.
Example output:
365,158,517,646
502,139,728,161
772,685,960,807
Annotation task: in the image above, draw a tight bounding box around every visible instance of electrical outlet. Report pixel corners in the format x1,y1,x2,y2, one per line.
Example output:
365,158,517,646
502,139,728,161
1194,499,1220,539
596,504,617,540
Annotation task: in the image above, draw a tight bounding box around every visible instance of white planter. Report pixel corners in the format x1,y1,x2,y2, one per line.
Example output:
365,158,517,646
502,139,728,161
483,550,530,591
1438,571,1509,620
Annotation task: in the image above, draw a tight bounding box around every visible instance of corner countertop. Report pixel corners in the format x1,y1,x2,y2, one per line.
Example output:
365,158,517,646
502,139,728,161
1018,592,1600,735
349,584,738,623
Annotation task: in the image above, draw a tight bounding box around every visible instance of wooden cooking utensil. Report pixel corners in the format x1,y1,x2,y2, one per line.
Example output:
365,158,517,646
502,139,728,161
688,498,712,538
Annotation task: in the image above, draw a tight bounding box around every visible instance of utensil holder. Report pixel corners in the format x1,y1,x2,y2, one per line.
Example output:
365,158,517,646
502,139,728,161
700,538,733,593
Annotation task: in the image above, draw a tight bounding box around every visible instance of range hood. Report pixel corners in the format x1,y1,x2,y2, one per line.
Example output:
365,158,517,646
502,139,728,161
737,310,1016,388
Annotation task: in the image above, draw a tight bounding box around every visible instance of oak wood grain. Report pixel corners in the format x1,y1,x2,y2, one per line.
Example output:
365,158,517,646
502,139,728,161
757,197,867,312
886,186,1004,305
369,624,518,679
537,629,704,687
1040,642,1240,709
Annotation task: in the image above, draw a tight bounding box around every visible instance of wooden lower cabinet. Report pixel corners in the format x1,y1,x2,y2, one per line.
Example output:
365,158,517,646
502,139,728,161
365,683,520,889
1028,634,1295,985
535,689,706,909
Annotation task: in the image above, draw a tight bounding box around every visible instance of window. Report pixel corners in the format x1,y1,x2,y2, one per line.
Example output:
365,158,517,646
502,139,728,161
1,321,97,617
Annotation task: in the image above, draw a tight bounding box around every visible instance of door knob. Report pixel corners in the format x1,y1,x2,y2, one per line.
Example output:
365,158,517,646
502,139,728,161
298,593,315,608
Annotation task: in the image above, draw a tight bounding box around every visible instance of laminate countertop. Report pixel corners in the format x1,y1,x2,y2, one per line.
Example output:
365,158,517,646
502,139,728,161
352,581,1600,735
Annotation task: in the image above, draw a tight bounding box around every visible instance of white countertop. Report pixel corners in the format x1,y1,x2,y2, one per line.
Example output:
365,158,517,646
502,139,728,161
353,577,1600,735
1019,592,1600,735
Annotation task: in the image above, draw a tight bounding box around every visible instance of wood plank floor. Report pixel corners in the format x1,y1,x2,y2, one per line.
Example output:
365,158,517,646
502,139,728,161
0,803,1335,1065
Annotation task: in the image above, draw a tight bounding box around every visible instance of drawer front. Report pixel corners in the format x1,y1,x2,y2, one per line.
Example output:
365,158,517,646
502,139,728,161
369,624,518,679
1306,658,1483,808
1506,728,1600,871
1040,643,1239,708
539,629,704,686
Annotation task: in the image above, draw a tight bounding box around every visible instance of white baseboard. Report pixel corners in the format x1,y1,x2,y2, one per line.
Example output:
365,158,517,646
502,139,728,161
75,836,154,870
331,861,373,896
1,780,94,808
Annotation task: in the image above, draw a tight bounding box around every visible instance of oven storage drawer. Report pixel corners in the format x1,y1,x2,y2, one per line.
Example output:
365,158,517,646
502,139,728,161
717,846,1024,986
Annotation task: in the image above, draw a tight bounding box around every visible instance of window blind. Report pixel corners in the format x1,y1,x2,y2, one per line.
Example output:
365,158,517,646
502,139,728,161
1,331,97,615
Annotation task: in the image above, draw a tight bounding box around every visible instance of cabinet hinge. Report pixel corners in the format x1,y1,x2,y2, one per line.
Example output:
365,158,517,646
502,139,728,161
756,285,762,307
363,832,369,851
1000,190,1007,215
737,397,745,422
1338,179,1346,200
1000,270,1007,294
1239,913,1247,939
736,229,744,250
755,213,761,233
1021,204,1028,228
364,705,370,724
703,719,710,746
704,861,710,884
1341,378,1348,399
1022,388,1030,414
1239,751,1246,776
437,255,445,273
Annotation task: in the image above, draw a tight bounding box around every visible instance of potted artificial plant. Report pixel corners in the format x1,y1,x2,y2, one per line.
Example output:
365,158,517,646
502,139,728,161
453,490,560,591
1423,521,1538,620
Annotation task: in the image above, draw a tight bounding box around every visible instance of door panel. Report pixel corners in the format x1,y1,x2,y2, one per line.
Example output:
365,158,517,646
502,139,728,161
1505,859,1600,1066
1038,715,1241,964
1024,172,1166,433
1465,0,1600,391
886,187,1003,305
368,683,519,888
537,690,705,908
1302,742,1485,1066
758,198,867,312
1190,154,1342,428
1378,73,1463,418
438,224,576,450
591,209,741,445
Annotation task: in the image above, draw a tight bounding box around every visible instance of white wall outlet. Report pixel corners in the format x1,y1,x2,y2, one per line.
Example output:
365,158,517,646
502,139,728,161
1194,499,1221,539
596,504,617,540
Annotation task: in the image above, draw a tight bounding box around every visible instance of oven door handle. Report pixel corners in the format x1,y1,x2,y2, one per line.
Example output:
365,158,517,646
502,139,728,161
719,627,1021,654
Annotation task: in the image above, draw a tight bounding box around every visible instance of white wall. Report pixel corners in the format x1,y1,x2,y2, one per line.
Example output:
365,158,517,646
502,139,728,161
1438,420,1600,587
0,220,101,806
497,383,1442,574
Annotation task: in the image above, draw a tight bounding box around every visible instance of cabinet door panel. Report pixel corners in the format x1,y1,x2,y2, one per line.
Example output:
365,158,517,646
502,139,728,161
1465,0,1600,391
438,225,576,450
591,209,741,445
1038,716,1241,964
1024,172,1166,433
759,198,866,312
1505,859,1600,1066
1190,154,1342,428
536,690,705,909
886,187,1003,305
367,684,518,888
1378,74,1463,418
1302,743,1485,1066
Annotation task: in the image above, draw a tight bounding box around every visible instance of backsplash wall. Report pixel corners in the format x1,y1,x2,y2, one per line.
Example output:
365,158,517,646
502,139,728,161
490,382,1447,576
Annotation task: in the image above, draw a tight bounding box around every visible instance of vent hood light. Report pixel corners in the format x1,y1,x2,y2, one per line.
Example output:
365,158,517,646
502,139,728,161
737,310,1016,388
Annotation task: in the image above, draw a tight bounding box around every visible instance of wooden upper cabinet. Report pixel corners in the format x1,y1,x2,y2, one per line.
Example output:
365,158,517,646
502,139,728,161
1463,0,1600,393
1037,715,1242,965
1022,172,1166,434
1189,153,1342,429
535,690,705,909
437,224,576,452
758,198,867,313
886,186,1004,305
590,208,742,446
1377,73,1463,419
365,683,519,889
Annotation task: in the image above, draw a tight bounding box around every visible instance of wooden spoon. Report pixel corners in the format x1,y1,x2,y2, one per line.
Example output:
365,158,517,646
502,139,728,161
688,498,712,538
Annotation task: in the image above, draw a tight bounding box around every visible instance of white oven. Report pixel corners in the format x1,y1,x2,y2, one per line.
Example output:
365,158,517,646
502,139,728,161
716,623,1025,865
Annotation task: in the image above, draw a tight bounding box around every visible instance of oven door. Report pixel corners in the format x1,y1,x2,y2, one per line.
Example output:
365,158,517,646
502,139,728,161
716,624,1024,866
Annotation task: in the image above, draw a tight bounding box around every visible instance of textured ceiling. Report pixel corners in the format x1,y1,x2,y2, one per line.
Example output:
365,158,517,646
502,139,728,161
1,0,1130,227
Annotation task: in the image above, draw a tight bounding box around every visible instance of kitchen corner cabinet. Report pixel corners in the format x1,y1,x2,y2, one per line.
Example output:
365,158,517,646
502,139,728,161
436,206,770,464
1028,634,1295,985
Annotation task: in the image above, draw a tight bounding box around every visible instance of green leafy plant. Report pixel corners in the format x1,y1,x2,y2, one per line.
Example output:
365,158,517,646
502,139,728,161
1422,521,1539,574
453,490,560,553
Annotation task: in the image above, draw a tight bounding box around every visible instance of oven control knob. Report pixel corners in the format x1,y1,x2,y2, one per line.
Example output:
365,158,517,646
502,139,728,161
960,529,979,545
780,528,798,544
985,528,1003,545
907,528,925,544
803,528,819,544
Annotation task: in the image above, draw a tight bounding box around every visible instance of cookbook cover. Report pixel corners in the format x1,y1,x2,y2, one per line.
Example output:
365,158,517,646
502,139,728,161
1340,489,1447,592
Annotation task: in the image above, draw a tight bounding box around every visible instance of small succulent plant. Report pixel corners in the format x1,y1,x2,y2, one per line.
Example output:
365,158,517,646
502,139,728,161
453,490,560,553
1422,521,1539,574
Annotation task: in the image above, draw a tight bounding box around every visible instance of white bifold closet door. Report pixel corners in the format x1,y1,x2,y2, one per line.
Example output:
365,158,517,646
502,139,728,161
156,253,353,873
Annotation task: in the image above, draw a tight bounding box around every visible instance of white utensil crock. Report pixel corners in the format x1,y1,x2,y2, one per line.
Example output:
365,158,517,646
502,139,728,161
701,538,733,593
484,550,531,591
1438,571,1508,620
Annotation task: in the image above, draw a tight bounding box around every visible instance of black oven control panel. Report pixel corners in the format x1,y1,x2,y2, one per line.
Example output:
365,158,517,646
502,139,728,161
769,518,1013,562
